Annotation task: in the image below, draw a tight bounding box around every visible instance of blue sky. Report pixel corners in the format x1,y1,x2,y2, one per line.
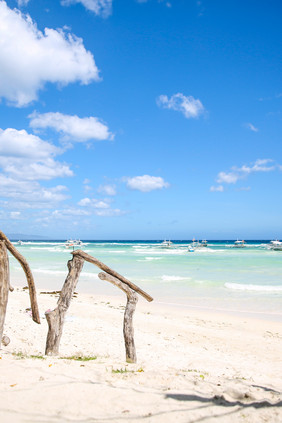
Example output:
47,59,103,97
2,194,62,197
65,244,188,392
0,0,281,239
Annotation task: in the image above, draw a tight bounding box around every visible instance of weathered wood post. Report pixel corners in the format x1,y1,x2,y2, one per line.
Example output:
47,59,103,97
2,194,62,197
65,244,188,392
45,249,153,361
0,241,10,346
0,230,40,324
99,272,138,363
45,254,84,355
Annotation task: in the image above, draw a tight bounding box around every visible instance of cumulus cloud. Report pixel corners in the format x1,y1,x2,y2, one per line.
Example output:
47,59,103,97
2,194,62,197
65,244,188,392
125,175,170,192
97,184,116,196
157,93,205,119
78,197,124,216
78,197,111,208
210,185,224,192
0,1,99,106
29,112,113,142
0,174,69,205
61,0,112,17
245,123,259,132
0,128,73,180
0,127,74,210
215,159,277,186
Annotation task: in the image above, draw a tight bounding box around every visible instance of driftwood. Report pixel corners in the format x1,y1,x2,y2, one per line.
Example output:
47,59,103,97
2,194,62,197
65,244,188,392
99,272,138,363
0,241,10,346
45,250,152,361
72,249,153,302
0,231,40,324
45,255,84,355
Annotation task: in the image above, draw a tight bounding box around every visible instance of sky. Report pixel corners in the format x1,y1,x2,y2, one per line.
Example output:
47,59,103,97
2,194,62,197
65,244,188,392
0,0,281,240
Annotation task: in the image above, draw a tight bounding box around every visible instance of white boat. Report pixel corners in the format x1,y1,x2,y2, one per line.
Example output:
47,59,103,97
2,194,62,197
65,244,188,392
160,240,173,248
65,239,84,248
188,238,198,252
199,240,208,247
233,240,246,248
267,240,282,251
17,240,23,245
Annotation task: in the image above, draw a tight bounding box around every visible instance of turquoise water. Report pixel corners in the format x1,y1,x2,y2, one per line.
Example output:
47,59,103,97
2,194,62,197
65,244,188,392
8,241,282,320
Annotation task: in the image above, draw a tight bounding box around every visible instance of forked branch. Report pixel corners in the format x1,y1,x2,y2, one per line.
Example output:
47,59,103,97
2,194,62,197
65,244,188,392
0,231,40,324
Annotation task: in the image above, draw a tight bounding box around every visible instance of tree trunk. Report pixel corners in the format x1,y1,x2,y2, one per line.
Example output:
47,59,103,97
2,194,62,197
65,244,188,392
0,230,40,324
98,272,138,363
0,241,10,346
45,255,84,355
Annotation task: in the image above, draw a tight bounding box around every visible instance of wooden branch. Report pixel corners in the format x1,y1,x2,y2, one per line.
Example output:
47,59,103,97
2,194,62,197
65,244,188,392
0,241,10,346
0,231,40,324
99,272,138,363
45,255,84,356
72,249,153,303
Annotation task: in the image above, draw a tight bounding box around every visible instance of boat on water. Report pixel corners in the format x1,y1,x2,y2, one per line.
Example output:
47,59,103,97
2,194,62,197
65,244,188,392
199,240,208,247
233,240,246,248
267,240,282,251
65,239,84,248
17,240,23,245
188,239,208,252
160,240,173,248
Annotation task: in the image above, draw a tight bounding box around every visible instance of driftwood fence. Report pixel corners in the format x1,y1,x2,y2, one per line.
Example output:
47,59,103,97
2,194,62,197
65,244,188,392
0,231,153,363
0,231,40,347
45,249,153,363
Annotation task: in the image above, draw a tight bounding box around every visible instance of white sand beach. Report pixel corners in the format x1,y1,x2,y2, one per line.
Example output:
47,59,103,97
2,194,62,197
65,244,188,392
1,287,282,423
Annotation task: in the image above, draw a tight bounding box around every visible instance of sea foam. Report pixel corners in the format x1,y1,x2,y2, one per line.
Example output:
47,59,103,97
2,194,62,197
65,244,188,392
225,283,282,292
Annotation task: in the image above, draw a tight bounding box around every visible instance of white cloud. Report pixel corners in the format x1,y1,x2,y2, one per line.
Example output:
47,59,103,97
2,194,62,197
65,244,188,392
94,208,124,216
157,93,205,119
0,128,73,180
52,208,91,218
29,112,113,142
78,197,125,216
10,211,21,219
125,175,170,192
17,0,30,6
0,174,69,205
98,184,116,196
210,185,224,192
245,123,259,132
0,1,99,106
78,197,111,208
0,127,59,158
217,171,239,184
61,0,112,17
216,159,277,186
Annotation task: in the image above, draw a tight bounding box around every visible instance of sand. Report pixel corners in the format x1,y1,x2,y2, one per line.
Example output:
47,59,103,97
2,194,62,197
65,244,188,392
0,287,282,422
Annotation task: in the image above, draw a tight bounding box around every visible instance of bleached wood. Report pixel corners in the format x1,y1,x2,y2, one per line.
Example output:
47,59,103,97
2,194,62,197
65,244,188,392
72,249,153,302
0,231,40,324
0,241,9,346
99,271,138,363
45,255,84,355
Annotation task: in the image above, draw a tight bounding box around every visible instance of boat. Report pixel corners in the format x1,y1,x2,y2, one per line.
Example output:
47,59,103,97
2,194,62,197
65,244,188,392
267,240,282,251
17,240,23,245
160,240,173,248
233,240,246,248
188,238,198,252
65,239,84,248
199,240,208,247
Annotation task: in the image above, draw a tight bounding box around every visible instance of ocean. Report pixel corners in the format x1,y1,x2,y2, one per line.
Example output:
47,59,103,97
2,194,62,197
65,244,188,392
8,240,282,321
